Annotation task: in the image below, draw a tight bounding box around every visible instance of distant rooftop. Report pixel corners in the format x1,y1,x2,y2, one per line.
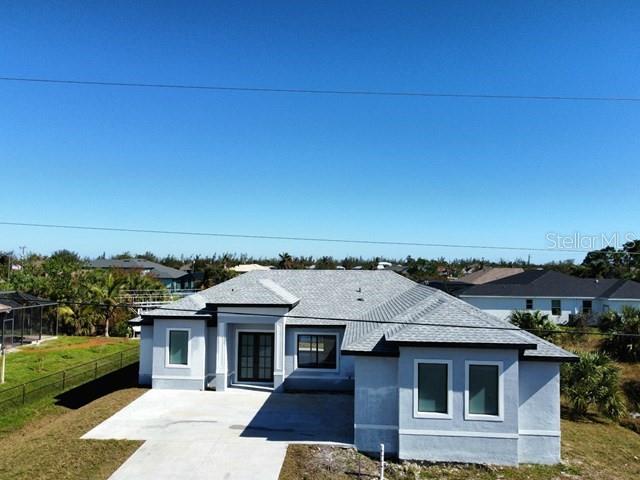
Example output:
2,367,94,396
87,258,190,280
459,267,525,285
230,264,274,273
461,270,640,300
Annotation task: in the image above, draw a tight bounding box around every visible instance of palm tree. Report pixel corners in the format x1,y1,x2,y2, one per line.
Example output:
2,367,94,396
90,273,127,337
561,351,626,419
509,310,559,340
278,252,293,269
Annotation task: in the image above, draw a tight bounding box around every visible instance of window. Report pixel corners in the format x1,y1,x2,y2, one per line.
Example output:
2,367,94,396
296,334,337,369
167,329,189,366
582,300,592,315
525,299,533,310
414,360,452,418
465,361,503,421
551,299,562,316
603,304,610,312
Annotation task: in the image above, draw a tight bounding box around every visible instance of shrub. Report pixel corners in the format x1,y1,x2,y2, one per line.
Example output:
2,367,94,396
509,310,559,341
561,351,626,420
600,307,640,362
598,311,623,333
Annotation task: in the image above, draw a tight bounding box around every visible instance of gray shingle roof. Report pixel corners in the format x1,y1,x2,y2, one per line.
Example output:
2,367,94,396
142,270,575,361
461,270,640,300
87,258,190,280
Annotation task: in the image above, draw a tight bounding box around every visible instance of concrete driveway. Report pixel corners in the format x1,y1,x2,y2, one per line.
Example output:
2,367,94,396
83,388,353,480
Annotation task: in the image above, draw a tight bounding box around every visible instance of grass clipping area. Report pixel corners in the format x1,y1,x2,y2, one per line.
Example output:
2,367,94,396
0,386,145,480
280,418,640,480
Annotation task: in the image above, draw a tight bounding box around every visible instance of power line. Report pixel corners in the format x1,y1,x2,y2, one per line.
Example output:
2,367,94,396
37,299,640,338
2,220,637,256
1,76,640,103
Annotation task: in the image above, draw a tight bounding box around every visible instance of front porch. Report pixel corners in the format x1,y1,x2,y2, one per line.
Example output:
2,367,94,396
213,307,288,392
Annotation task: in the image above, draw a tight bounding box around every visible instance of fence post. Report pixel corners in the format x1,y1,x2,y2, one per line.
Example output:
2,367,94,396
120,351,123,369
94,360,98,379
62,370,66,390
379,443,385,480
22,384,26,404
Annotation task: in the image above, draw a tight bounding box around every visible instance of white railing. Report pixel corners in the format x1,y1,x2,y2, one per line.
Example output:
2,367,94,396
119,289,199,311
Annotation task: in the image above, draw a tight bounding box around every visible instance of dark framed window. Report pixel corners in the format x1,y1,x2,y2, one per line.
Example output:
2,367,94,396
582,300,592,315
467,363,500,417
168,329,189,365
525,299,533,310
415,361,450,416
297,334,337,369
551,299,562,316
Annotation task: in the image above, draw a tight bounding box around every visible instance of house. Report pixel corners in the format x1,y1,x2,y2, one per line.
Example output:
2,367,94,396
459,267,525,285
135,270,575,466
460,269,640,324
88,258,195,290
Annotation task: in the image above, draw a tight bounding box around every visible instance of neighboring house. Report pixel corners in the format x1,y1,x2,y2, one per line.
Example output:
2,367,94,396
460,270,640,324
229,263,274,273
459,267,525,285
88,258,195,290
135,270,575,465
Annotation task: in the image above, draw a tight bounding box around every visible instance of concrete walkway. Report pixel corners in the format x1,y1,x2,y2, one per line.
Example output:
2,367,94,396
83,388,353,480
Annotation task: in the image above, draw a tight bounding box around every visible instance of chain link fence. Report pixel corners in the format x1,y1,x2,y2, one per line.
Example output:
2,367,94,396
0,346,139,410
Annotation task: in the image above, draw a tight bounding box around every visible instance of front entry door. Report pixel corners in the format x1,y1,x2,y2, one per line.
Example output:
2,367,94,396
237,332,274,382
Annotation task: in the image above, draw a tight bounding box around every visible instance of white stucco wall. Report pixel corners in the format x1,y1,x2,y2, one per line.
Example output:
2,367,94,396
151,318,207,390
397,347,520,465
518,361,561,464
353,356,399,454
604,299,640,313
138,324,153,385
462,296,586,324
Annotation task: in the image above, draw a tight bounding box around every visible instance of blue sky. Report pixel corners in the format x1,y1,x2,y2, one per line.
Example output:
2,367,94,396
1,1,639,262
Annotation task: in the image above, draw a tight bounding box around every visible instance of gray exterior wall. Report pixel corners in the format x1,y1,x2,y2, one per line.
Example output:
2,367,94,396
215,307,288,391
151,318,207,390
284,326,354,391
397,347,520,465
138,324,153,385
518,361,561,464
353,356,399,454
205,326,217,387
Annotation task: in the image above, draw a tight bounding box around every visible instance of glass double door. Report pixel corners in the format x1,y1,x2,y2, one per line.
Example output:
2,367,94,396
237,332,274,382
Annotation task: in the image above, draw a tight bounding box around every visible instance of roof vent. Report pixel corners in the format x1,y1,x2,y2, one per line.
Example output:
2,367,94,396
357,297,364,301
356,287,362,293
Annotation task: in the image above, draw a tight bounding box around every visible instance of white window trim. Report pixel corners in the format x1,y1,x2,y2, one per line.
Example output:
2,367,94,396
464,360,504,422
165,328,191,368
413,359,453,419
234,328,275,384
294,331,340,372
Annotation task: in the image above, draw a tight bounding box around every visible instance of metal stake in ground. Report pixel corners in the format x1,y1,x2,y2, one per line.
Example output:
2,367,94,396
379,443,385,480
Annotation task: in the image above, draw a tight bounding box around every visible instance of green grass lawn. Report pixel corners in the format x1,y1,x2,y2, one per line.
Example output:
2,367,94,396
1,336,136,389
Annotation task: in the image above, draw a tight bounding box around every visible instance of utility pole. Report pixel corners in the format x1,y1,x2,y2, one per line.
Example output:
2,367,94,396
19,245,27,259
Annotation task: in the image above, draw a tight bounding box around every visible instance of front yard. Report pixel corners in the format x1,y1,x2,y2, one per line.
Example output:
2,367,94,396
280,417,640,479
0,365,146,480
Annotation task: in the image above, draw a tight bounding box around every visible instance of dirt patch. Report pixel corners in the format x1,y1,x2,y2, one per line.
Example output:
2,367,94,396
0,371,146,480
279,418,640,480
